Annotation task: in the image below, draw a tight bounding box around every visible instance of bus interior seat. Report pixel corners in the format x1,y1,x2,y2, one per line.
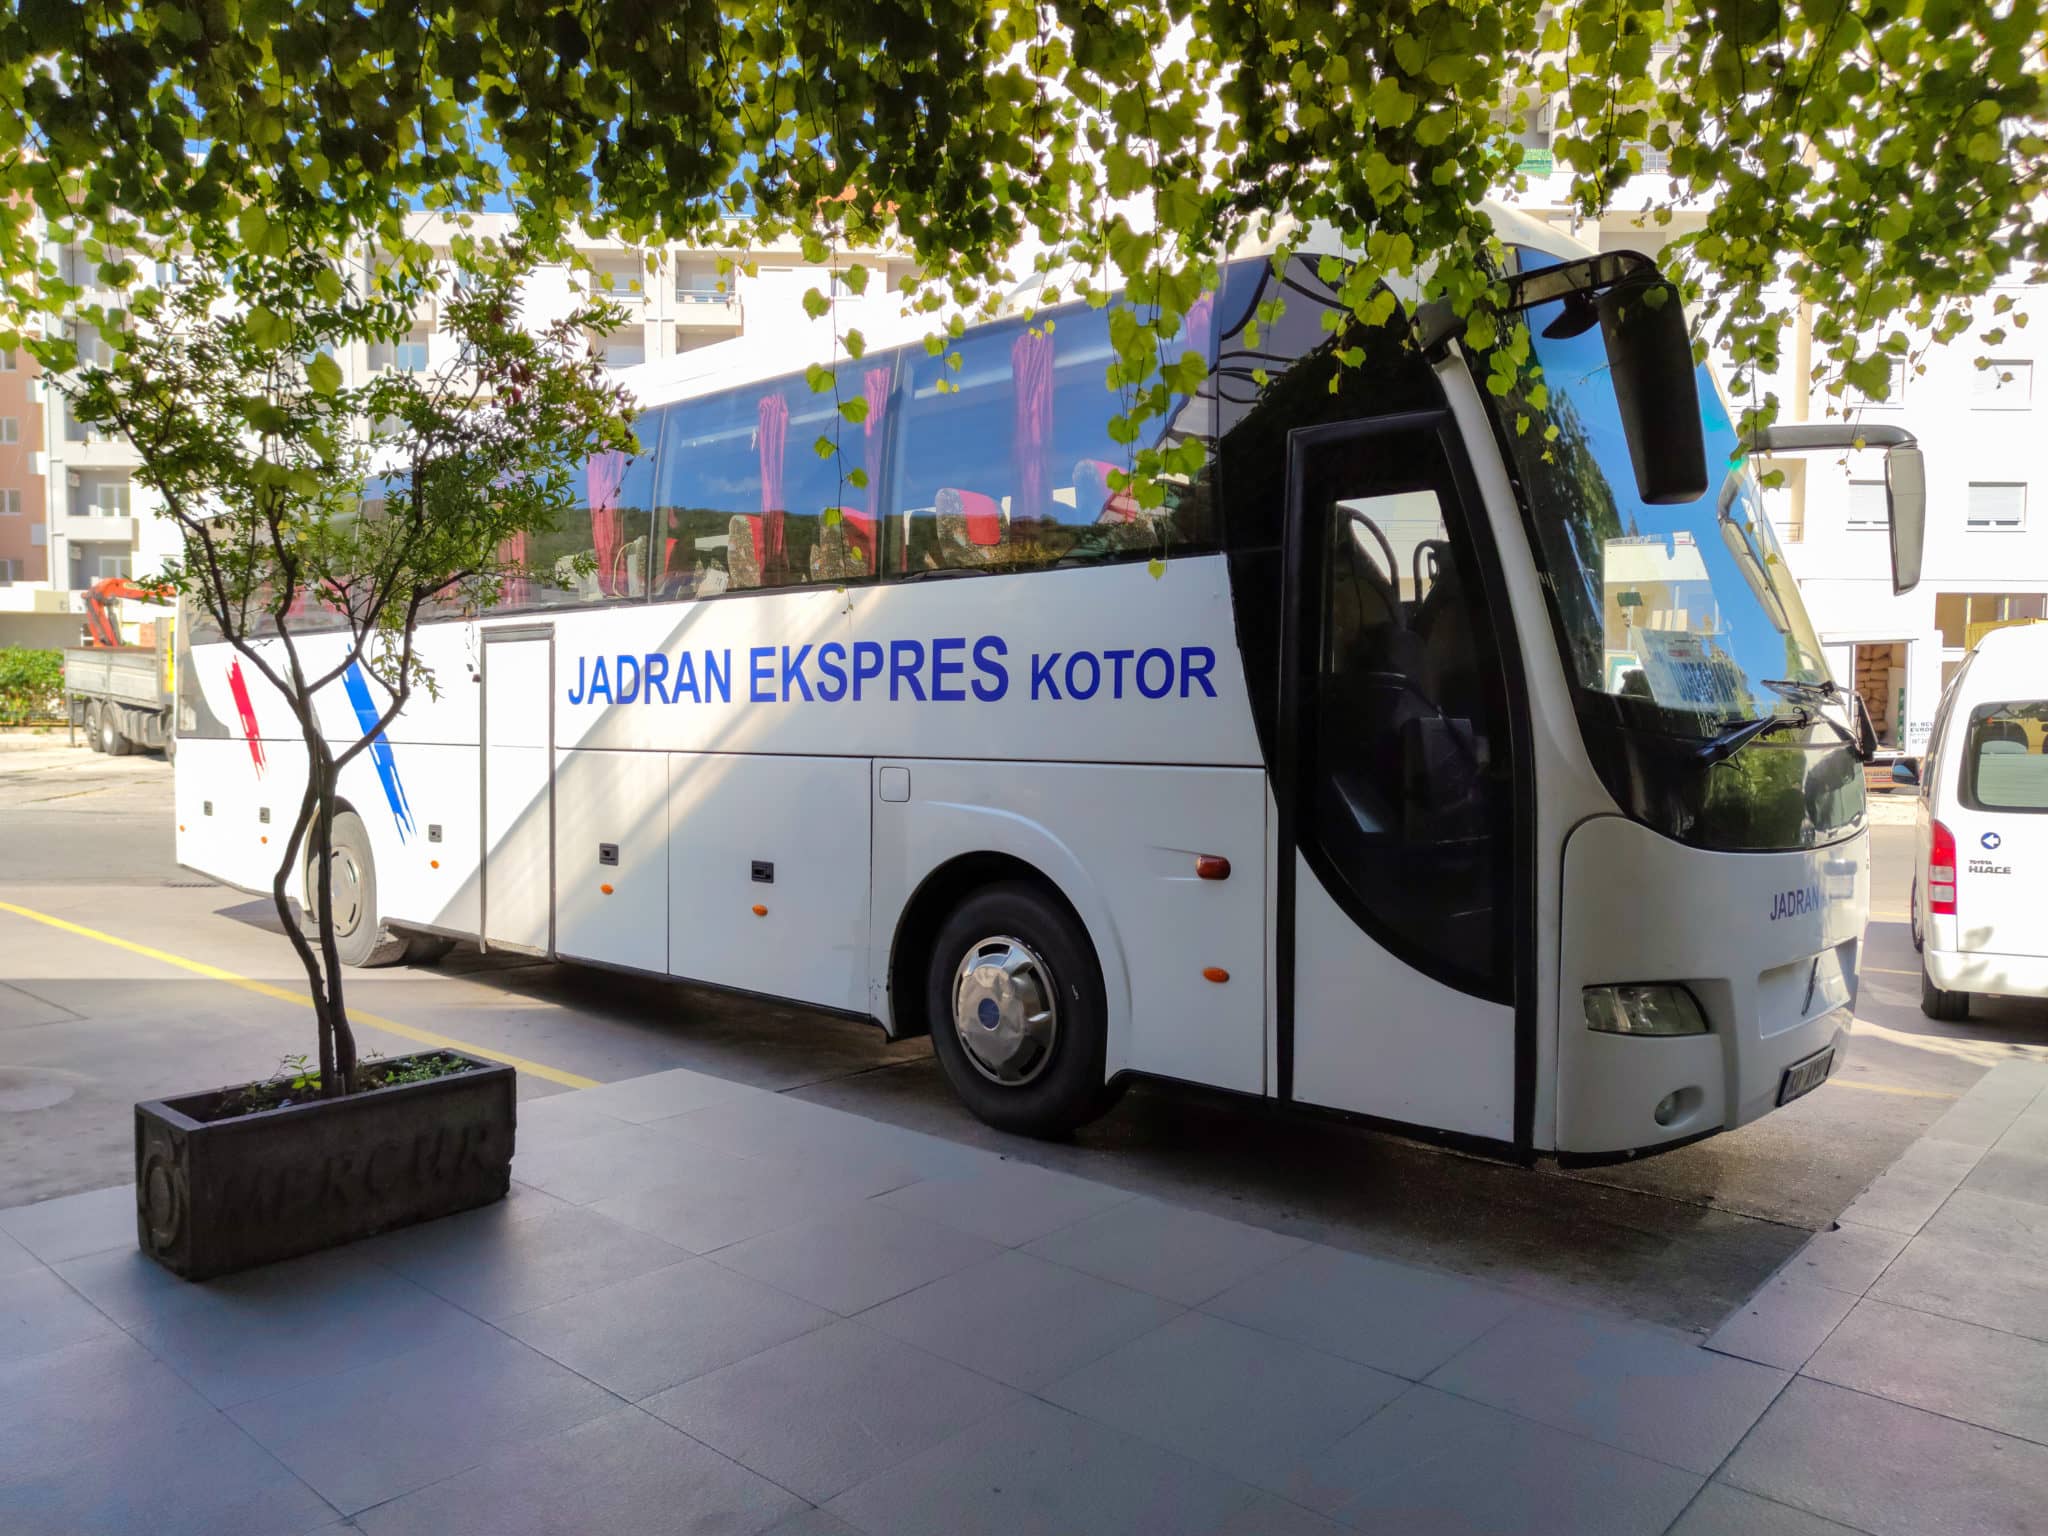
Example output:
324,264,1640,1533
1074,458,1143,524
811,509,877,581
935,487,1009,564
728,515,765,589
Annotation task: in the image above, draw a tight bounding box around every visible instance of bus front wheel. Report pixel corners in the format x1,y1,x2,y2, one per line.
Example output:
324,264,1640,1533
925,881,1116,1139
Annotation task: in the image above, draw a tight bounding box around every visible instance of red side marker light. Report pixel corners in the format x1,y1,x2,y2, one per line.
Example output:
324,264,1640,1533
1202,966,1229,984
752,904,768,917
1195,855,1231,881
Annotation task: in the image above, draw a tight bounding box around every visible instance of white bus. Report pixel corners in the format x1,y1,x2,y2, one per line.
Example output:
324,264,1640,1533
172,211,1927,1161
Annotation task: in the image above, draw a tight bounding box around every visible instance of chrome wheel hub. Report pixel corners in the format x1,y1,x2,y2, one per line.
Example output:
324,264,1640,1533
951,934,1059,1086
322,850,363,938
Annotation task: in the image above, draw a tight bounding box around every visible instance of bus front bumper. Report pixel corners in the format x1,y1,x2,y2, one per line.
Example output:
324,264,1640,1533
1556,816,1867,1158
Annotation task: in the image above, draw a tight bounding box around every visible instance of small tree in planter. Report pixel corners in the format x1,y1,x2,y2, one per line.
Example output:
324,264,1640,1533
54,233,634,1276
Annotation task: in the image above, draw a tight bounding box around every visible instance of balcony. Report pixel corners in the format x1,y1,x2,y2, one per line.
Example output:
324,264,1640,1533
674,290,743,328
58,513,135,544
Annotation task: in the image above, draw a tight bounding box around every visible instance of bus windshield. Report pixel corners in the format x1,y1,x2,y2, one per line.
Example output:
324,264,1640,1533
1491,284,1831,739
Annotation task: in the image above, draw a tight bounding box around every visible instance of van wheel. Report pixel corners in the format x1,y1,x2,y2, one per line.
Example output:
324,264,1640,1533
1920,962,1971,1022
99,706,131,756
307,811,410,968
1909,881,1923,952
84,703,105,752
925,881,1116,1138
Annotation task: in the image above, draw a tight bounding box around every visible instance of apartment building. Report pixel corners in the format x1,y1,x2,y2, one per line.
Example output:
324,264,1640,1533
0,216,908,647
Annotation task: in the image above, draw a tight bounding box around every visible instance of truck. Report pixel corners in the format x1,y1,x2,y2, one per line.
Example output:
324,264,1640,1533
63,577,177,757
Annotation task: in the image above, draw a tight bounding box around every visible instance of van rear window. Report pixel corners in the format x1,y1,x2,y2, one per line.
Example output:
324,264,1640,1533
1964,701,2048,812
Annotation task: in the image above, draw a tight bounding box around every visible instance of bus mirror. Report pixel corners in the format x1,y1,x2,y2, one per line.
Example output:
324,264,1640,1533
1886,445,1926,596
1597,275,1707,506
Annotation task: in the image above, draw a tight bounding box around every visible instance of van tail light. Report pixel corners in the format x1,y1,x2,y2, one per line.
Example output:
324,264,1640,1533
1929,819,1958,915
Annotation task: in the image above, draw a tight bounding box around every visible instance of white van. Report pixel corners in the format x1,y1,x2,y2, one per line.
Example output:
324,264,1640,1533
1913,623,2048,1019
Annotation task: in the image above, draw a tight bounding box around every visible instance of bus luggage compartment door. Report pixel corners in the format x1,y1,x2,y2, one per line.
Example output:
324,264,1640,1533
481,628,555,956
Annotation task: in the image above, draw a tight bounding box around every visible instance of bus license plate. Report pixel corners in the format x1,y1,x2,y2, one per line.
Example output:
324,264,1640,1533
1778,1048,1835,1106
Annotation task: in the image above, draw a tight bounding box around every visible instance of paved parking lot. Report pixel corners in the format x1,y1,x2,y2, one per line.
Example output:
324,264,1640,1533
4,737,2047,1332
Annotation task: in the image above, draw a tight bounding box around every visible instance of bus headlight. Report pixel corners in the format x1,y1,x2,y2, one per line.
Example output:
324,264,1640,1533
1583,984,1710,1037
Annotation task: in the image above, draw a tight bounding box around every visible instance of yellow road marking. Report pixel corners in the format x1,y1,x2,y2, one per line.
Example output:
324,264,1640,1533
1823,1077,1957,1101
0,900,598,1089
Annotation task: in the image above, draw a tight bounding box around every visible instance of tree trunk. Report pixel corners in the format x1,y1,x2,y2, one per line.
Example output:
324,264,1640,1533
311,752,358,1096
273,745,335,1092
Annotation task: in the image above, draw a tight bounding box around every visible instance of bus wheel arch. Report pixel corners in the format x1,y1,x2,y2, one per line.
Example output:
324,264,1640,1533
892,854,1124,1138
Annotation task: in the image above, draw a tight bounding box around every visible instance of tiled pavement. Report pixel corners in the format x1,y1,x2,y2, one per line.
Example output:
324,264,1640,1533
3,1061,2045,1535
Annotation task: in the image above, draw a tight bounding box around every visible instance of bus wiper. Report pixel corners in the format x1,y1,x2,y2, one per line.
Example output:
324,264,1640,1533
1696,705,1859,767
1760,677,1842,706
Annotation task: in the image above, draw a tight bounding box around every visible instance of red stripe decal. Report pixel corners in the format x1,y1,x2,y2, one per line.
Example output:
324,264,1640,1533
227,660,266,775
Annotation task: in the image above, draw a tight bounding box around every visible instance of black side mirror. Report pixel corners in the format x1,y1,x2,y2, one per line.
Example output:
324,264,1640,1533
1596,274,1707,506
1851,689,1878,764
1891,758,1921,786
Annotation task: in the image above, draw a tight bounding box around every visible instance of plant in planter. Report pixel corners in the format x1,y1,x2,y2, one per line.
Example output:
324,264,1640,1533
54,223,633,1278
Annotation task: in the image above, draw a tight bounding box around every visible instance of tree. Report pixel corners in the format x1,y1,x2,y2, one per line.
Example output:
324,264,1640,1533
2,0,2041,463
58,236,633,1095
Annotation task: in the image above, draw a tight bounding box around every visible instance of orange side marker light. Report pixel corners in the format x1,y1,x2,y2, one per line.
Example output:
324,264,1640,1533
600,883,614,895
1195,855,1231,881
1202,966,1229,984
752,904,768,917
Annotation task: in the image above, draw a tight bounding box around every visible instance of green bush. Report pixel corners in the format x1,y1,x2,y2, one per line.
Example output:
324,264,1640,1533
0,647,64,725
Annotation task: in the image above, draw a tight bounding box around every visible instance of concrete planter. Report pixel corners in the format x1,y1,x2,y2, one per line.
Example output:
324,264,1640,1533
134,1051,515,1281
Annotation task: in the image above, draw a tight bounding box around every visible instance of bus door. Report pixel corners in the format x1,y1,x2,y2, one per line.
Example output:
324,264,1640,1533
1277,412,1528,1148
480,625,555,956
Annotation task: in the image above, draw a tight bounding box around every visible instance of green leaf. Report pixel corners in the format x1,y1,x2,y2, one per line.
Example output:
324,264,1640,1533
1146,557,1167,580
246,307,292,350
306,353,342,395
802,287,830,320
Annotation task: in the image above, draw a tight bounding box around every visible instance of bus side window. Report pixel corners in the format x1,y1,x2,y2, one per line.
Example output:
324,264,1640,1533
887,302,1216,577
655,367,886,598
498,413,657,611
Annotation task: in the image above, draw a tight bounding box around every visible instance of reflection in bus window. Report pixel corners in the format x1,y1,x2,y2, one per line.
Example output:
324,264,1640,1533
497,424,656,611
653,364,881,597
887,300,1216,575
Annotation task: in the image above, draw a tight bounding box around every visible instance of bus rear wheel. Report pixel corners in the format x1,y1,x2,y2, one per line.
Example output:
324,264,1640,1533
924,881,1115,1139
306,810,410,969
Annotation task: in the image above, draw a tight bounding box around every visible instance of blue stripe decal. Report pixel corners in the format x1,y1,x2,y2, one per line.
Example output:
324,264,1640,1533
343,662,415,842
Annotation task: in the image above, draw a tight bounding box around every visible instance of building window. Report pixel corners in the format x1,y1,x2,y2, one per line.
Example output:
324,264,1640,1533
0,417,17,444
1935,591,2047,648
90,479,130,516
588,327,647,369
1967,482,2027,530
393,337,430,373
28,520,43,547
95,554,132,580
1846,480,1888,530
1845,360,1907,410
0,489,20,516
0,558,16,585
0,349,16,371
1973,360,2033,409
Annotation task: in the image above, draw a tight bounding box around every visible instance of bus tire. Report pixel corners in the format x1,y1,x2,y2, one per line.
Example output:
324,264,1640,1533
312,810,411,969
84,702,105,752
1920,962,1971,1022
925,880,1114,1138
100,706,131,756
